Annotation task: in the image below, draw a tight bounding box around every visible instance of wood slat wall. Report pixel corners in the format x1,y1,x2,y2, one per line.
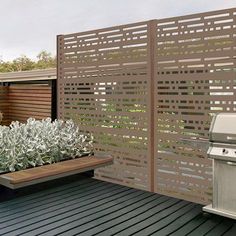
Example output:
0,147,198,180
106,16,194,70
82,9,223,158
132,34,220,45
8,84,52,123
0,86,9,125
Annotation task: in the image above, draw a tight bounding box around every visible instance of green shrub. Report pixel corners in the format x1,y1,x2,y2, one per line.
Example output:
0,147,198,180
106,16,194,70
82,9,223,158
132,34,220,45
0,118,93,173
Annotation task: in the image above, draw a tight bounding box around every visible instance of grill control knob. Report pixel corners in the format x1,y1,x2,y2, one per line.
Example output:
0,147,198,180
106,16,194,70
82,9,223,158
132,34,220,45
222,149,228,154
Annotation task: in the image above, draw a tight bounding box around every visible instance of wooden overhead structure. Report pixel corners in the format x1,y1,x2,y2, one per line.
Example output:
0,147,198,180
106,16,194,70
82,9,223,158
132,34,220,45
0,68,57,124
0,68,56,83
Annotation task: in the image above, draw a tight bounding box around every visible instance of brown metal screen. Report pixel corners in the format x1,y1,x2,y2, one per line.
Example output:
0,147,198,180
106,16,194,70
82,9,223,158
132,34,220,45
154,8,236,204
57,21,153,190
57,8,236,203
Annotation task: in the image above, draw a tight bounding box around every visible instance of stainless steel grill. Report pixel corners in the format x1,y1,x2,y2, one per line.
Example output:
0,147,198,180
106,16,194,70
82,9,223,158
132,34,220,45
203,113,236,219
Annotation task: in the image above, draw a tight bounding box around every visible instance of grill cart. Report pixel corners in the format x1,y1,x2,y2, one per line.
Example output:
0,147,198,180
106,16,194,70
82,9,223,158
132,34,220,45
203,113,236,220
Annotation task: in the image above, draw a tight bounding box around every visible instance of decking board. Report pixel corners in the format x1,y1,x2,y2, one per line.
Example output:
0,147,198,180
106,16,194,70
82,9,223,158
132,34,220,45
0,176,235,236
0,186,132,235
0,182,117,226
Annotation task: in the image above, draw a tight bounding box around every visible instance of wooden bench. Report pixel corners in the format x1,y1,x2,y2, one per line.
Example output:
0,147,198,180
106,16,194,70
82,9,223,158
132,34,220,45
0,155,113,189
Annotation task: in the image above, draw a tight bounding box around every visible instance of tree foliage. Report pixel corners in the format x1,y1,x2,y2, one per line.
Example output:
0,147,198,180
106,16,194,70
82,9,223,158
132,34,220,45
0,51,56,72
36,51,56,69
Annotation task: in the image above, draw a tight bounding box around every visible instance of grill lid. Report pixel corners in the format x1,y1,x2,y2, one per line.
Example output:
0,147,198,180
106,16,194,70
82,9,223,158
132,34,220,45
209,113,236,143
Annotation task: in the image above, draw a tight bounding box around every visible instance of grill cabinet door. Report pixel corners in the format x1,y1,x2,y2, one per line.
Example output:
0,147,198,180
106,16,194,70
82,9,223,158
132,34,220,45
214,159,236,213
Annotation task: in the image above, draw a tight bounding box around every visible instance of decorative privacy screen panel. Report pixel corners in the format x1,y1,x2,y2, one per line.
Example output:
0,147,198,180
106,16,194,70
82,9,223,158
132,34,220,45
154,8,236,204
57,21,153,190
58,8,236,203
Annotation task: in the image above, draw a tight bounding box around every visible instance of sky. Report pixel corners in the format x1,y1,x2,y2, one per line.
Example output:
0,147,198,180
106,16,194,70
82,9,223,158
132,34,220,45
0,0,235,61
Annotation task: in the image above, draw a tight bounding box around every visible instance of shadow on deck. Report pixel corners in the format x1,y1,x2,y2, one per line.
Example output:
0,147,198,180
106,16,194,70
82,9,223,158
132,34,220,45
0,174,235,236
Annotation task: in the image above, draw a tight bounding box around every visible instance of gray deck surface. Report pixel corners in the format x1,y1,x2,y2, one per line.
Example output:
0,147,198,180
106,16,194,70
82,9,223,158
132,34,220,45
0,175,235,236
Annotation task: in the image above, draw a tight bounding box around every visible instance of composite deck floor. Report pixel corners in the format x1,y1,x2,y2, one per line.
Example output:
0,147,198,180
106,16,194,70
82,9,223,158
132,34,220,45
0,174,235,236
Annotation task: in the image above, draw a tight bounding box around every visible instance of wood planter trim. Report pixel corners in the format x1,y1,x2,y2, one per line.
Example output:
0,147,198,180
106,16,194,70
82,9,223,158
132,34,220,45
0,155,113,189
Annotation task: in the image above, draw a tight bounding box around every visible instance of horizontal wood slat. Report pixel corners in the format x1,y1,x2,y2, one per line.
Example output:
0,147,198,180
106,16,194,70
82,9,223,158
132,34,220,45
9,93,51,98
9,99,51,105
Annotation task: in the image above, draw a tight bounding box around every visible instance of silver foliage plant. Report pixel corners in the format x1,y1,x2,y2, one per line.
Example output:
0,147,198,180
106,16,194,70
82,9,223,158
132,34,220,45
0,118,93,173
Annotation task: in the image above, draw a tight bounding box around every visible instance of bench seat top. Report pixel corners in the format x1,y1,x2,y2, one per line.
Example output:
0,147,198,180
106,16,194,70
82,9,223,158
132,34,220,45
0,155,113,189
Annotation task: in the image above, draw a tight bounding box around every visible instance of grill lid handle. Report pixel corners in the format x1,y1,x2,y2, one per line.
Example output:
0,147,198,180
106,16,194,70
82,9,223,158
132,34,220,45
227,136,236,141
